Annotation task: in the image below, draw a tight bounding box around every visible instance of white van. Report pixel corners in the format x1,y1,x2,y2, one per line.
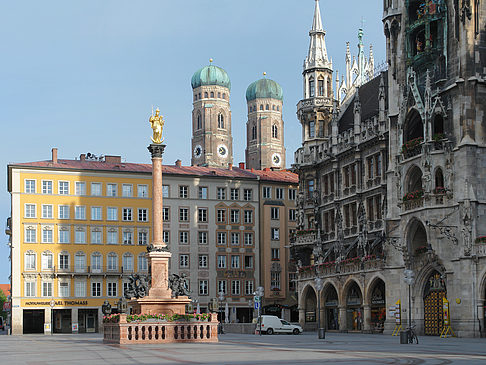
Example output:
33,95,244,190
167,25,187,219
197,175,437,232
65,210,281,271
256,315,303,335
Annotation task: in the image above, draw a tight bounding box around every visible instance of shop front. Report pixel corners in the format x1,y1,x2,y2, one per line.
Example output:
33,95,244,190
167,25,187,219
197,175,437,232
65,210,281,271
346,282,363,331
78,309,98,333
370,280,386,333
23,309,44,334
324,286,339,330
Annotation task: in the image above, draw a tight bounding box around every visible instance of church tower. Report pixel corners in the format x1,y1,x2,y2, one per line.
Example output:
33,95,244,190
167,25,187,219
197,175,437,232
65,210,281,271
245,76,286,170
297,0,334,145
190,61,233,167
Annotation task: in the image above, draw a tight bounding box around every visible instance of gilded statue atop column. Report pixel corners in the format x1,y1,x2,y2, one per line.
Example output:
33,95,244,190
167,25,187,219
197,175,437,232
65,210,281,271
149,108,164,144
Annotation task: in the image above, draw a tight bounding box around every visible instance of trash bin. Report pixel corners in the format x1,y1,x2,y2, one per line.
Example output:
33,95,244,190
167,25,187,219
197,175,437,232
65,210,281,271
400,330,409,344
318,328,326,339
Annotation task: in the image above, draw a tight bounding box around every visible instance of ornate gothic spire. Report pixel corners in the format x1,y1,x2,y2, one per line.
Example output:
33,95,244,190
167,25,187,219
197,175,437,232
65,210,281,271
304,0,332,71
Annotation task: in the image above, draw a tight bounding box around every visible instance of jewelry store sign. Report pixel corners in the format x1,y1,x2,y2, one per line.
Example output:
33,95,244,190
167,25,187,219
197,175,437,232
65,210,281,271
24,300,88,306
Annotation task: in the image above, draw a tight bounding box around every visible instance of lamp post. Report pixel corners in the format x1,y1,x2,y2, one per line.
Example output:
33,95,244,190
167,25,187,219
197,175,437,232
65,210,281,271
218,291,225,334
315,277,325,339
248,299,253,323
254,286,264,336
403,269,415,343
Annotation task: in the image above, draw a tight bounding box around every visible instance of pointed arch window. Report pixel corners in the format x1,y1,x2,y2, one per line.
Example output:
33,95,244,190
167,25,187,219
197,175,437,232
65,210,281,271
272,124,278,139
196,113,202,130
266,104,269,110
327,78,332,97
251,125,257,140
435,168,444,193
204,92,208,98
210,91,214,98
260,104,263,111
318,79,324,96
218,113,225,129
309,77,315,97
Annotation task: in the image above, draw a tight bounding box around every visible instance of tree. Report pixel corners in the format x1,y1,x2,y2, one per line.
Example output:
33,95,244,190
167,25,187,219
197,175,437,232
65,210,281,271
0,289,7,320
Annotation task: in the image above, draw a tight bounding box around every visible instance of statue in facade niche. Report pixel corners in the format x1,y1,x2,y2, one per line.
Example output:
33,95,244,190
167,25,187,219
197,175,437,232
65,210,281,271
168,273,190,298
149,108,165,144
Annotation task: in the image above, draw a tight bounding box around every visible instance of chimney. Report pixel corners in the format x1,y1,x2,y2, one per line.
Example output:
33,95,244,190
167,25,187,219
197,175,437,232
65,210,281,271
239,162,245,169
104,155,122,164
80,154,86,161
175,159,182,168
52,148,58,164
228,163,233,170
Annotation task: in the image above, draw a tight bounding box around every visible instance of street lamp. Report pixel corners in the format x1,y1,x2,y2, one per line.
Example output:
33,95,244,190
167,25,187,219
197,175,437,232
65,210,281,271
403,269,415,343
218,291,225,334
314,277,325,339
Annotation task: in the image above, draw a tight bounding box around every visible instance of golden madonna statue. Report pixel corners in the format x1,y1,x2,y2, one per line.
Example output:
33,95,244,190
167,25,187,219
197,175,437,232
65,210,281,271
149,108,164,144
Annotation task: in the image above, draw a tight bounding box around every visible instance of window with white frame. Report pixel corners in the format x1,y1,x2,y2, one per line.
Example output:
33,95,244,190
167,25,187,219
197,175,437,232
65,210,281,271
179,186,188,198
179,208,188,222
42,180,52,194
230,188,239,200
271,248,280,260
75,281,86,297
42,282,53,297
263,187,272,199
107,183,117,197
162,185,169,198
42,227,53,243
91,282,101,297
217,209,226,223
122,253,133,272
276,188,284,200
163,231,170,244
138,254,148,272
243,189,252,201
138,208,148,222
179,254,189,268
25,251,36,270
179,231,189,244
107,229,118,244
271,272,281,290
137,184,148,198
217,255,226,268
25,226,36,243
198,208,207,222
162,207,170,221
271,207,280,220
199,255,208,268
199,280,208,295
289,209,297,221
107,282,117,297
91,182,102,196
231,280,240,296
107,253,118,271
198,186,208,199
231,232,239,245
244,210,253,224
59,282,70,297
75,182,86,196
59,228,70,243
75,206,86,220
218,280,227,294
138,231,148,245
244,232,254,245
41,251,53,270
91,228,102,244
122,208,133,221
75,228,86,244
42,204,53,219
75,252,86,272
245,280,254,295
122,184,133,197
59,205,69,219
59,181,69,195
198,231,207,245
217,232,227,245
59,252,69,270
25,204,36,218
230,209,239,224
231,255,240,268
91,207,102,220
288,189,297,200
123,230,133,245
91,252,102,273
107,207,117,221
25,281,36,297
25,179,36,193
217,187,226,200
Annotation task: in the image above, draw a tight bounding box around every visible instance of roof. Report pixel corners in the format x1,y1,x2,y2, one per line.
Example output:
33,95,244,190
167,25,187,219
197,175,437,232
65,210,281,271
251,169,298,184
191,65,231,90
246,78,283,102
0,284,10,297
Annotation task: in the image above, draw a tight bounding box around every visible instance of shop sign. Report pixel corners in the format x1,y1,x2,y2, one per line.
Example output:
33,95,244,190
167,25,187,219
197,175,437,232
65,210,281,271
325,300,338,307
25,300,88,306
443,297,450,326
72,323,79,333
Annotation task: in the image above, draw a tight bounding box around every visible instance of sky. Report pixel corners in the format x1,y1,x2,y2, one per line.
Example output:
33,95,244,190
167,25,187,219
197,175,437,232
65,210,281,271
0,0,385,283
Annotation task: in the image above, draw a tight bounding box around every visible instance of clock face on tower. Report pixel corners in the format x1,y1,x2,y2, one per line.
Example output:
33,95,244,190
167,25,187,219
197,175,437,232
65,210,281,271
272,153,282,167
217,144,228,158
193,145,203,159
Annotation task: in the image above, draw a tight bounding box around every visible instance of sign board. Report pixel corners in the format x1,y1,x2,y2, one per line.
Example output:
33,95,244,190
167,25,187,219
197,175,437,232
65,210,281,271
254,296,261,303
394,300,401,325
443,297,450,326
254,302,260,310
72,323,79,333
3,302,11,311
44,323,51,333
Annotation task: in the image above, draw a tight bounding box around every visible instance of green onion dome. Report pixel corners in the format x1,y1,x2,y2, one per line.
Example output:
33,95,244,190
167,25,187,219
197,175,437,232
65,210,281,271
246,78,283,102
191,65,231,90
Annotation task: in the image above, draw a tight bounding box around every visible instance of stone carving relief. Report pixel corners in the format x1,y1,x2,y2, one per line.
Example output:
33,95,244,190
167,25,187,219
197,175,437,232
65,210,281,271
168,273,190,298
125,274,150,299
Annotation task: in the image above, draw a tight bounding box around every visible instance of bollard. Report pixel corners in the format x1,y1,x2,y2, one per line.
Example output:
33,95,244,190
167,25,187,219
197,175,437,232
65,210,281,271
400,330,409,344
318,328,326,339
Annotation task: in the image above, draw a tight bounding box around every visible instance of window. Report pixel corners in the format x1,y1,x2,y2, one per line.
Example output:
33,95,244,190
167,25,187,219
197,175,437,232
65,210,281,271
138,254,148,272
199,255,208,268
122,253,134,272
42,181,52,194
91,253,102,273
199,280,209,295
179,208,188,222
163,231,170,244
138,231,148,246
309,78,315,97
289,273,297,291
217,255,226,268
59,181,69,195
309,121,315,138
263,187,271,199
123,282,129,297
122,184,133,197
244,232,253,245
91,207,102,220
318,79,324,96
243,189,252,201
218,113,225,129
272,124,278,139
244,256,253,269
107,282,117,297
75,182,86,196
196,113,202,129
276,188,284,200
137,184,148,198
163,207,170,221
198,231,208,245
230,188,239,200
231,280,240,296
266,104,269,110
245,281,254,295
75,252,86,272
231,232,239,245
217,187,226,200
42,228,53,243
25,281,36,297
107,183,117,197
217,232,227,245
289,189,297,200
210,91,214,98
25,204,36,218
260,104,263,111
58,205,69,219
75,281,86,297
271,248,280,260
42,282,53,297
244,210,253,224
179,231,189,244
138,208,148,222
179,186,188,198
251,125,257,140
162,185,169,198
25,227,36,243
25,251,36,270
59,253,69,270
180,254,189,268
218,280,227,294
75,206,86,220
271,272,281,290
107,229,118,244
122,208,133,221
307,179,315,194
271,228,280,240
198,208,208,222
25,179,36,193
198,187,208,199
59,228,70,244
91,183,102,196
368,156,374,179
59,282,69,297
271,207,280,220
107,207,117,221
231,255,240,268
123,230,133,245
107,253,118,271
91,282,101,297
75,228,86,243
230,209,239,224
217,209,226,223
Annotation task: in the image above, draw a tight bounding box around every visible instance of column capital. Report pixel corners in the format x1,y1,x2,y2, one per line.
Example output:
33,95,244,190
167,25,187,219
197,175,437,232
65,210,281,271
148,144,166,159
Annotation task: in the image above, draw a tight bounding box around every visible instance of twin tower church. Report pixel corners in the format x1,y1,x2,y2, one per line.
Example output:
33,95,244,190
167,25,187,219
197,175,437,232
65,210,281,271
190,64,286,170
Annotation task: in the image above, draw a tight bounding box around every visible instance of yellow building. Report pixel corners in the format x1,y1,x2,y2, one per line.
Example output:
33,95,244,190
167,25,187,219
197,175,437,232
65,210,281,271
7,149,151,334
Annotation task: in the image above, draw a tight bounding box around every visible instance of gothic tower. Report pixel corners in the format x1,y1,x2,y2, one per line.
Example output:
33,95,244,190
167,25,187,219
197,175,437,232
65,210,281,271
297,0,334,145
191,62,233,167
245,76,286,170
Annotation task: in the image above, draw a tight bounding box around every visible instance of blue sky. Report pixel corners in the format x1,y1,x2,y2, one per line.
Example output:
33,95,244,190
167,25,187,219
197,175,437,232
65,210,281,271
0,0,385,283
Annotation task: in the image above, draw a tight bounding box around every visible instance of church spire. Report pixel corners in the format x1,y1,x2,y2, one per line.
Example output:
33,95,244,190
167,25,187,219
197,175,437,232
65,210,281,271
304,0,332,71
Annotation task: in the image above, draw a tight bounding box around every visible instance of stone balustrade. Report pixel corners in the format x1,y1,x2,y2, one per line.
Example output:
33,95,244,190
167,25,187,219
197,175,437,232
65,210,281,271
103,313,219,344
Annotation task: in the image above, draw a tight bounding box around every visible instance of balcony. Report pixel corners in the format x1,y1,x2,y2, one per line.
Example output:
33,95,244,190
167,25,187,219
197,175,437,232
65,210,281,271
297,97,332,112
401,138,423,160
